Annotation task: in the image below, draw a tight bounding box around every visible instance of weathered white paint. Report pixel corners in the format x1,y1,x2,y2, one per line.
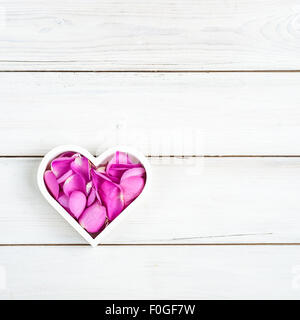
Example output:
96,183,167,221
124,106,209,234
0,0,299,70
0,245,300,299
1,157,299,244
1,72,300,155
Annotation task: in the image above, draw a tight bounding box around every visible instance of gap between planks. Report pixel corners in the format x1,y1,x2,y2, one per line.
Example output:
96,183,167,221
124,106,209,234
1,70,300,73
1,155,300,158
1,243,300,247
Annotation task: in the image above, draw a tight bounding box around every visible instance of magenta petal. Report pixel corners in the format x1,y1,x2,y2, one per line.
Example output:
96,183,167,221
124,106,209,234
71,155,90,182
56,169,73,184
79,202,106,233
92,169,114,184
58,193,69,209
51,157,74,178
87,188,96,206
44,170,59,199
58,152,76,158
69,191,87,219
63,174,86,196
92,170,124,220
110,164,142,170
107,164,143,182
94,188,102,205
106,151,133,175
101,180,124,220
105,174,120,184
114,151,132,165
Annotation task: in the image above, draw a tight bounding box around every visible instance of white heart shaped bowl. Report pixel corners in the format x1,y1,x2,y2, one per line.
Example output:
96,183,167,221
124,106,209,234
37,145,151,247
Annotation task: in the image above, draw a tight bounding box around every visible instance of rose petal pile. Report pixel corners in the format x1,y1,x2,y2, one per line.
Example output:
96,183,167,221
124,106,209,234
44,151,146,235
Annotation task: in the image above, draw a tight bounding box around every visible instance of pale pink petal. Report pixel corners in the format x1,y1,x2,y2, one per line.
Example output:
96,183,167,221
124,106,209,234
44,170,59,199
120,168,146,206
69,191,87,219
71,155,90,182
120,167,145,180
87,188,96,207
86,181,92,194
63,174,85,196
56,169,73,184
58,193,69,209
96,166,106,173
51,157,73,178
79,202,107,233
121,177,145,206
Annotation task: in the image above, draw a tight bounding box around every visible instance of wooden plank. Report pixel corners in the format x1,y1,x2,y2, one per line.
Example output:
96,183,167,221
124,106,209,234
0,245,300,299
0,1,299,70
1,72,300,155
1,157,300,244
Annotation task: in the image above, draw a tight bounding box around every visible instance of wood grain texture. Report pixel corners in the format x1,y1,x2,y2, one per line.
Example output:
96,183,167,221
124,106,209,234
1,72,300,155
1,245,300,299
0,0,300,70
0,0,299,299
1,157,300,244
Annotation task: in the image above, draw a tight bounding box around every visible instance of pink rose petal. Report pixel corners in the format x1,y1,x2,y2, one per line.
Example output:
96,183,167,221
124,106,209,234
79,202,107,233
44,170,59,199
92,169,113,183
120,167,145,180
69,191,87,219
63,173,86,197
110,164,142,170
115,151,132,165
107,163,143,182
71,155,90,182
58,193,69,209
51,157,74,178
86,181,92,194
105,175,120,184
106,151,133,175
59,152,76,158
96,166,106,173
87,188,96,206
94,188,102,205
120,167,146,206
92,170,124,221
56,169,73,184
101,180,124,220
121,176,145,207
47,151,146,233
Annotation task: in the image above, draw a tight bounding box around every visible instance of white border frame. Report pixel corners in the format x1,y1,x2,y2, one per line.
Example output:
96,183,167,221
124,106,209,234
37,145,151,247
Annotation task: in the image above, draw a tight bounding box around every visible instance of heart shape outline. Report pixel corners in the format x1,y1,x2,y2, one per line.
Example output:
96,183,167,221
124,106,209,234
37,145,151,247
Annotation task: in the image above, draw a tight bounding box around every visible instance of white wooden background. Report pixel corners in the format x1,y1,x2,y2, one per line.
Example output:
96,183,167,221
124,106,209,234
1,0,300,299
